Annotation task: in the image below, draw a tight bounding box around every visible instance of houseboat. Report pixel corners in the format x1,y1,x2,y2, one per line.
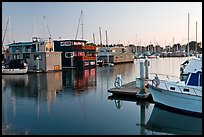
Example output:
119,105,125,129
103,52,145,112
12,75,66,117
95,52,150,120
53,39,96,68
97,46,134,65
6,37,62,72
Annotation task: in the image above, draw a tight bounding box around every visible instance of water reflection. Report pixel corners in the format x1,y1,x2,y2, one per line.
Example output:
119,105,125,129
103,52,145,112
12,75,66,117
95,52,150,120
62,68,97,93
145,104,202,135
108,94,202,135
108,94,152,135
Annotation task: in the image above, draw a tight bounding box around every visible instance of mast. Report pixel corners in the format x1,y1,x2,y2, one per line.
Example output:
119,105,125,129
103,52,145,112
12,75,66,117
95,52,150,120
99,27,102,46
195,21,197,52
8,16,12,44
106,30,109,64
93,33,95,44
43,16,47,40
105,30,108,47
187,13,190,59
34,16,37,37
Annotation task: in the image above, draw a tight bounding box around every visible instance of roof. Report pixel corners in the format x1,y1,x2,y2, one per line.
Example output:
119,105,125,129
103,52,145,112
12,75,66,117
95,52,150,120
7,41,43,47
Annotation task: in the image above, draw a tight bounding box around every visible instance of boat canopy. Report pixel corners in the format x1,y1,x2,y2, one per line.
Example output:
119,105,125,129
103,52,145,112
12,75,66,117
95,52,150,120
185,71,202,86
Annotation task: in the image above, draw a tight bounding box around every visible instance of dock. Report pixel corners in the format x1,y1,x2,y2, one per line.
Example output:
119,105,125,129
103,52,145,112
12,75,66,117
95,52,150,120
108,81,152,100
108,59,153,101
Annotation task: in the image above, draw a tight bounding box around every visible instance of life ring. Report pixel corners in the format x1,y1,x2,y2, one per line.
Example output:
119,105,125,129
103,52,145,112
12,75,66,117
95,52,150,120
114,76,122,89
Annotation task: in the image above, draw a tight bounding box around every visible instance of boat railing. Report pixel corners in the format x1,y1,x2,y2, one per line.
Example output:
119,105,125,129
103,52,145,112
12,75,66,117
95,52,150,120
148,73,180,82
162,81,202,96
148,73,202,97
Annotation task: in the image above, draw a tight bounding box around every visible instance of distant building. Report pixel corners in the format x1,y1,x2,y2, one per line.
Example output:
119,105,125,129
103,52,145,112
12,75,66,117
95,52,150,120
53,39,96,68
6,37,62,72
97,46,134,64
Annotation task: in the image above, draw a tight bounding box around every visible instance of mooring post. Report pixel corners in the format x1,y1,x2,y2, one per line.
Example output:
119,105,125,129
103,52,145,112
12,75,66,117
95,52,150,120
140,61,144,89
144,58,149,79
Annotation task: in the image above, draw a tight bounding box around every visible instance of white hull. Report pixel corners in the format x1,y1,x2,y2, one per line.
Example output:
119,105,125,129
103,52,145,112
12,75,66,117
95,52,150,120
149,85,202,114
2,67,28,74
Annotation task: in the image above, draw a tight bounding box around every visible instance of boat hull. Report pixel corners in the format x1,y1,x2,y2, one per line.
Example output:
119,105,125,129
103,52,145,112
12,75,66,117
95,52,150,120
2,67,28,74
149,85,202,115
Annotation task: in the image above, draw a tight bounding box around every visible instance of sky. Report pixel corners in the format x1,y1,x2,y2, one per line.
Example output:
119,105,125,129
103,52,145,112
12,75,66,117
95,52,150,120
2,2,202,47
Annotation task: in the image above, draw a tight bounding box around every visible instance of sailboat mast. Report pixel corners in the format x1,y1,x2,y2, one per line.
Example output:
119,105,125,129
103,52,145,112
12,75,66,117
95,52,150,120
34,16,37,37
99,27,102,46
93,33,95,44
105,30,108,46
43,16,46,40
187,13,190,59
195,21,197,52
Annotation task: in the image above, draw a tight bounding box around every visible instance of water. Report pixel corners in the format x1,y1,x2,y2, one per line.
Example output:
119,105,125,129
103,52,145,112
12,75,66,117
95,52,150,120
2,57,202,135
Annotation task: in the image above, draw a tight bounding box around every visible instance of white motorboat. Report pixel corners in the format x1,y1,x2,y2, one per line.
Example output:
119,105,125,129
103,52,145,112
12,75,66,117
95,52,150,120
2,59,28,74
148,71,202,116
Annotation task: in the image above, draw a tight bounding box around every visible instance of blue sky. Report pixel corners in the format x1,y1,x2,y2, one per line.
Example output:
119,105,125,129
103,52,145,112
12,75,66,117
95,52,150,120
2,2,202,47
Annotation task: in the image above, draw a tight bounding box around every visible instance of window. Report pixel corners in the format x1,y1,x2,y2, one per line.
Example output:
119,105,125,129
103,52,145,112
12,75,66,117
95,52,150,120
65,52,73,58
170,87,175,90
23,53,30,59
183,88,189,92
61,41,72,46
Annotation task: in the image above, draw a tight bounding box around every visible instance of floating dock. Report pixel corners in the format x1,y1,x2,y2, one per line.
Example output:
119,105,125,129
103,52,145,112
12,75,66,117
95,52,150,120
108,81,152,100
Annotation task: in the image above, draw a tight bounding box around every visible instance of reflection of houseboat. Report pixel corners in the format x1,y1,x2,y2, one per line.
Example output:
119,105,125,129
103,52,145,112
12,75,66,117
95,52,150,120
54,39,96,68
62,68,96,92
6,37,62,72
97,47,134,65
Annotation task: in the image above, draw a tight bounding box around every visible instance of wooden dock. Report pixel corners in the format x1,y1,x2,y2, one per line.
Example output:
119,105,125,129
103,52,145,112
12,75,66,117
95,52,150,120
108,81,151,99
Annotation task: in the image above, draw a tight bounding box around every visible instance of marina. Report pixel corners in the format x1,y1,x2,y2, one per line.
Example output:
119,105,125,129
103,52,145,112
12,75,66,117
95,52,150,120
2,57,202,135
2,2,202,135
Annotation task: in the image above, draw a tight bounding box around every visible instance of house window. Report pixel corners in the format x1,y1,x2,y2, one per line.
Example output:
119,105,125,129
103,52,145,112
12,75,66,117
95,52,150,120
13,54,20,59
23,53,30,59
65,52,73,58
61,41,72,46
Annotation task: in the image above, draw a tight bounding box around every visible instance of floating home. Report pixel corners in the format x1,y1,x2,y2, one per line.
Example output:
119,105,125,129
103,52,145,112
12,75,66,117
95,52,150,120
6,37,62,72
97,46,134,65
53,39,96,68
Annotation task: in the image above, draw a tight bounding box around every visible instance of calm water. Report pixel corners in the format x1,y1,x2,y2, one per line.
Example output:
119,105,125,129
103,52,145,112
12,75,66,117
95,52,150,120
2,57,202,135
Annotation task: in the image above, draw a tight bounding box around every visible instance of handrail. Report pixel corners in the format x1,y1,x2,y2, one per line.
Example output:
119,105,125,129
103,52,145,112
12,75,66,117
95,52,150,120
157,80,202,96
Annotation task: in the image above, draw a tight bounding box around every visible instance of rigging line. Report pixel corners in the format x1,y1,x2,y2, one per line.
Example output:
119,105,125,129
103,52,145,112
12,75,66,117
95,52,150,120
75,12,82,40
2,17,9,46
46,24,52,39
